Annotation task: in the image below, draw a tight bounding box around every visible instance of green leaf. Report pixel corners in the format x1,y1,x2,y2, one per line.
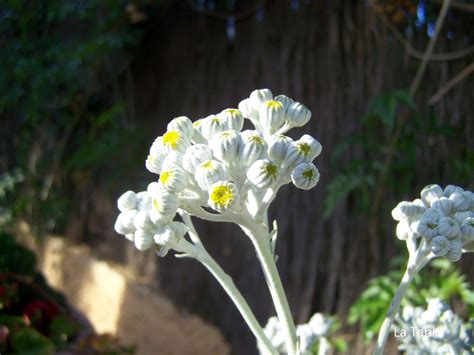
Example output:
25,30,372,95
11,328,55,355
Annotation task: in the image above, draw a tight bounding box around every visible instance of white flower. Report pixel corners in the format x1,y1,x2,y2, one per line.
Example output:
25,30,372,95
154,221,189,247
200,115,229,141
287,135,322,166
267,135,293,162
437,217,461,239
259,100,285,134
161,151,183,171
208,181,240,212
195,159,229,191
117,191,138,212
247,159,279,189
291,163,320,190
162,130,191,152
286,101,311,128
182,144,213,173
136,191,153,211
167,116,194,137
453,211,473,225
430,236,450,257
114,210,138,235
134,229,154,251
307,313,332,337
159,166,187,193
210,130,243,162
220,108,244,131
392,201,425,221
421,184,444,206
133,210,155,231
239,130,267,167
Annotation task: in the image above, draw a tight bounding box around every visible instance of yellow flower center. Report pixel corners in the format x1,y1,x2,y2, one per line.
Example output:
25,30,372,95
163,131,181,149
201,160,214,170
210,185,234,208
225,108,240,115
159,170,174,185
264,163,278,178
297,142,311,156
152,198,161,211
302,169,314,179
249,135,264,145
264,100,283,110
211,116,221,124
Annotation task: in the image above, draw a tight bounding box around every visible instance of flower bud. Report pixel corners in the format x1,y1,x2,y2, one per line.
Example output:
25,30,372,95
249,88,273,109
191,119,207,144
291,162,320,190
437,217,461,239
114,210,138,235
136,191,153,211
430,235,450,257
421,184,444,206
183,144,213,173
161,151,183,171
461,217,474,241
118,191,138,212
267,135,293,162
396,220,412,240
445,239,463,261
195,160,229,191
200,115,229,141
238,98,259,121
167,116,194,137
134,229,154,251
146,153,166,174
220,108,244,131
444,184,464,197
415,209,443,240
286,135,322,166
208,181,240,212
449,191,471,211
286,101,311,128
159,166,187,193
431,197,453,215
392,201,425,221
133,210,155,231
247,159,279,189
259,100,285,134
210,130,243,162
151,189,179,216
239,130,267,167
274,94,294,113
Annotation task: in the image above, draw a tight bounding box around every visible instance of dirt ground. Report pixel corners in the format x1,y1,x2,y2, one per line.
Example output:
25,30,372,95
17,228,230,355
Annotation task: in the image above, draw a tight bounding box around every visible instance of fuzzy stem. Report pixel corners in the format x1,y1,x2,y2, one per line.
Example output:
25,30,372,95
175,231,277,354
241,219,298,355
373,248,431,355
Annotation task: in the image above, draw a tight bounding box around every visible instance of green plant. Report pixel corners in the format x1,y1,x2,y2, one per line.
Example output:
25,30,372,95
349,257,474,342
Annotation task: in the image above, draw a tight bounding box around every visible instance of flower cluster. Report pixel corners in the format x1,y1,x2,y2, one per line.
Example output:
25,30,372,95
114,89,321,253
259,313,335,354
395,299,473,354
392,184,474,262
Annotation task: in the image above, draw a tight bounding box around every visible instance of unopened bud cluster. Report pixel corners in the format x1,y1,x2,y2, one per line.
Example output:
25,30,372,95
395,299,473,354
259,314,334,354
114,89,321,253
392,184,474,261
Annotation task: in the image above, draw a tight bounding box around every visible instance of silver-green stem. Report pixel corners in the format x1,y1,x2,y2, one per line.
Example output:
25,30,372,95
373,248,431,355
241,218,298,355
177,216,277,354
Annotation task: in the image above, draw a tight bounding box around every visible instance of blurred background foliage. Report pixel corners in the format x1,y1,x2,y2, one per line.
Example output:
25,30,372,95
1,0,473,354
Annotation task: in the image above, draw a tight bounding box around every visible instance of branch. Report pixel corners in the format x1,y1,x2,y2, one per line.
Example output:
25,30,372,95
429,0,474,13
428,62,474,105
370,0,473,62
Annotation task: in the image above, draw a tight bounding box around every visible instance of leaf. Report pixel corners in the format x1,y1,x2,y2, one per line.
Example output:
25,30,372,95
11,328,55,355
